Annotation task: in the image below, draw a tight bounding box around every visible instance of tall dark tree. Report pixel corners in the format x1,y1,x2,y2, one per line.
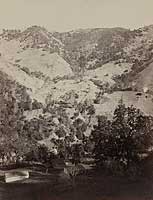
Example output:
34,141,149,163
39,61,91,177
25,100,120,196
0,72,38,162
71,143,84,165
91,115,112,166
92,100,153,170
111,101,153,168
0,73,22,154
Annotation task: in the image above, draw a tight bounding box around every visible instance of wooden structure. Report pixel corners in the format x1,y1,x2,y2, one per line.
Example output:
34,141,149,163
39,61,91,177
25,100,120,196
2,169,29,183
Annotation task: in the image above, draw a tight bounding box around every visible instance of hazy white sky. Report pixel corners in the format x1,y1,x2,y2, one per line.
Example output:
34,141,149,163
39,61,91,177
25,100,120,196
0,0,152,32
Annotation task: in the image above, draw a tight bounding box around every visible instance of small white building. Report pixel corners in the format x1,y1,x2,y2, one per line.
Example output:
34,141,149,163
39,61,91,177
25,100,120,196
4,170,29,183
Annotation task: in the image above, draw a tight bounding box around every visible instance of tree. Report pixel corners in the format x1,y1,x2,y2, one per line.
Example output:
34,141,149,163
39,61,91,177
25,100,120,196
0,72,40,164
71,143,84,165
111,101,153,168
66,164,82,187
92,101,153,173
66,144,85,187
77,55,86,78
91,115,112,166
0,74,23,155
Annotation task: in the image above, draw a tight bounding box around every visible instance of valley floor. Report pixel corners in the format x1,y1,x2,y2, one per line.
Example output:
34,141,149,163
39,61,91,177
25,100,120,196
0,170,153,200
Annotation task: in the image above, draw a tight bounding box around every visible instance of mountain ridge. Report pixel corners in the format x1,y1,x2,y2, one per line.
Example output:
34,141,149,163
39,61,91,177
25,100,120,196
0,25,153,116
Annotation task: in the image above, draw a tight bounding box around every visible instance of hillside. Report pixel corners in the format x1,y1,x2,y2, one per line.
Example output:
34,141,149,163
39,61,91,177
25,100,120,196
0,25,153,105
53,27,134,69
0,27,73,103
0,25,153,152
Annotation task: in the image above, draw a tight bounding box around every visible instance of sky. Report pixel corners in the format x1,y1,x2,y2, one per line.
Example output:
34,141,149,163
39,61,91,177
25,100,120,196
0,0,152,32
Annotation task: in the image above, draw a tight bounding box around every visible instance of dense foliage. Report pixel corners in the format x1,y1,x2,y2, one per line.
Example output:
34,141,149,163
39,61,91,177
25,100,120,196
0,70,153,176
92,100,153,172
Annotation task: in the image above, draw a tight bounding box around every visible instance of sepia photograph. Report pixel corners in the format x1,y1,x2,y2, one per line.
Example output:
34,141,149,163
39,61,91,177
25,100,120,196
0,0,153,199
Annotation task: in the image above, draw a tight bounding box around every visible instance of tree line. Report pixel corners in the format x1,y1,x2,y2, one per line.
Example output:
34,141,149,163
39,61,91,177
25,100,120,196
0,72,153,178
